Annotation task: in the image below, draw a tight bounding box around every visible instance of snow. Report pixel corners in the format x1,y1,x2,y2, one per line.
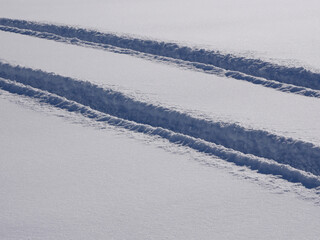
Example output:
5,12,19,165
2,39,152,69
1,0,320,71
2,74,319,188
1,0,320,239
1,31,320,146
1,92,320,240
2,18,320,99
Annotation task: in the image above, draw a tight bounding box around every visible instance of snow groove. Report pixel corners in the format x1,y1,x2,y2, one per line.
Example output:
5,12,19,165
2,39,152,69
1,24,320,99
1,18,320,96
0,62,320,182
1,76,320,189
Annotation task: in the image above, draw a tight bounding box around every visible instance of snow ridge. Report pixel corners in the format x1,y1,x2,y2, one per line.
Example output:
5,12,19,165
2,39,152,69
0,18,320,97
0,62,320,183
1,76,320,189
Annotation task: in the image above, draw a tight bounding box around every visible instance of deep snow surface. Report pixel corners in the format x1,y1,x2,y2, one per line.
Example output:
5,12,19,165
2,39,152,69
1,92,320,240
1,0,320,71
1,31,320,146
1,1,320,239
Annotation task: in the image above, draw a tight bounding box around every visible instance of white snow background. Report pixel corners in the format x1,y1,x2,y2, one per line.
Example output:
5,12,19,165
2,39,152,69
1,0,320,239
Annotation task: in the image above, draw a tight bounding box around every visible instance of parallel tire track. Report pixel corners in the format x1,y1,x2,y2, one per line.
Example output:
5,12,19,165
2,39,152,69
0,18,320,98
0,62,320,187
1,76,320,189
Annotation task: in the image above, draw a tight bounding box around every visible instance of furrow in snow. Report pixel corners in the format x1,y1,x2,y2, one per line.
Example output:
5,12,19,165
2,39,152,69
1,27,319,100
0,61,319,178
0,18,320,98
1,76,320,189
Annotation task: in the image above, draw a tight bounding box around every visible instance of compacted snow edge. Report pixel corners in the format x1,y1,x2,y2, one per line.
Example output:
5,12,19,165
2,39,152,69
0,62,320,184
0,18,320,97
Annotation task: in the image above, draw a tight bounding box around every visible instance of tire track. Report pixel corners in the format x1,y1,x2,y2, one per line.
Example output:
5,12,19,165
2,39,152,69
1,76,320,189
0,62,320,184
0,18,320,98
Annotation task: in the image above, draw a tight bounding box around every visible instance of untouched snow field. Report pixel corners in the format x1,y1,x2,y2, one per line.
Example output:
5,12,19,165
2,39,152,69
1,0,320,239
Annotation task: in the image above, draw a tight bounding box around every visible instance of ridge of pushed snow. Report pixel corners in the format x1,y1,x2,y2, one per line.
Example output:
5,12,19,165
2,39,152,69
1,62,320,188
0,18,320,98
